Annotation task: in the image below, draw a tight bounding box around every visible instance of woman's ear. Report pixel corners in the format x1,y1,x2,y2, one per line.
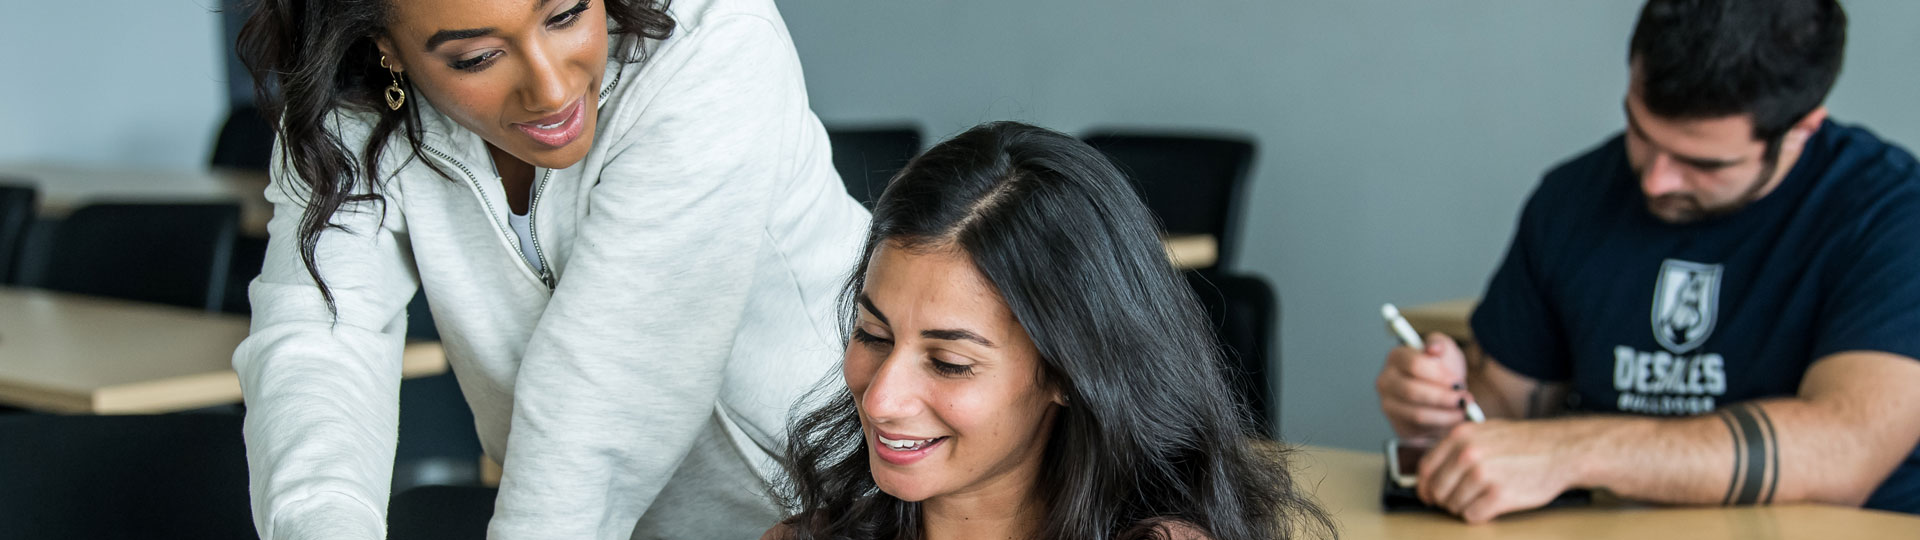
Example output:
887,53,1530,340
373,37,404,73
1052,389,1069,407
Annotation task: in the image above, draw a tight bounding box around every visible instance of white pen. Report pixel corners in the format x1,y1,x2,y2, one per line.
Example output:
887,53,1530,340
1382,303,1486,423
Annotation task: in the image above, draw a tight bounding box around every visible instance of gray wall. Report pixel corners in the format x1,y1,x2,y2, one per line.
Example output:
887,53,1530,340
775,1,1920,450
0,1,226,169
3,1,1916,450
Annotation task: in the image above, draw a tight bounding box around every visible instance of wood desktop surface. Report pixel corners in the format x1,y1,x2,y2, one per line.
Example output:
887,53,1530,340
0,287,444,414
1163,234,1217,270
1398,297,1479,343
1290,444,1920,539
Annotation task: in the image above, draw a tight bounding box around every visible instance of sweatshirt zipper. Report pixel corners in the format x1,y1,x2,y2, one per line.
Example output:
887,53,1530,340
509,68,618,289
407,70,616,292
419,143,555,291
526,168,556,289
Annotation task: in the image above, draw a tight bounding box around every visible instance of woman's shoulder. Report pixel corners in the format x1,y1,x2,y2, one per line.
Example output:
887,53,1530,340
315,106,436,185
306,106,385,145
660,0,784,34
612,0,790,79
304,105,421,165
758,522,792,540
593,0,814,159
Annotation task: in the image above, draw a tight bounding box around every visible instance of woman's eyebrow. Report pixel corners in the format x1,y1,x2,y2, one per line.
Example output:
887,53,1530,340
857,294,890,325
426,28,494,52
424,0,565,51
921,329,996,348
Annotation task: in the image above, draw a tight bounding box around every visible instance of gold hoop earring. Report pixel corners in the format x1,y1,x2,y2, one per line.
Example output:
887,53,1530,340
380,55,407,111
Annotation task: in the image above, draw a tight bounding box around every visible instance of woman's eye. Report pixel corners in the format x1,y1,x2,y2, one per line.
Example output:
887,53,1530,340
449,51,499,72
930,358,974,377
851,328,892,348
549,0,590,28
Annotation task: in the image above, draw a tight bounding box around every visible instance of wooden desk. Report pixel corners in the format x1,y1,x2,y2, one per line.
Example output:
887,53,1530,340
1399,297,1479,344
1,162,273,237
1291,445,1920,539
0,287,445,414
1163,234,1217,270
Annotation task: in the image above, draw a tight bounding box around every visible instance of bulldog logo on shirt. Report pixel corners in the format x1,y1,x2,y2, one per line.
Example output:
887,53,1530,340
1651,258,1722,354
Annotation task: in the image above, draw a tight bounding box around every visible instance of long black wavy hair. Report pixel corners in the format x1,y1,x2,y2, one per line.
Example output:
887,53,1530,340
234,0,674,312
774,122,1334,540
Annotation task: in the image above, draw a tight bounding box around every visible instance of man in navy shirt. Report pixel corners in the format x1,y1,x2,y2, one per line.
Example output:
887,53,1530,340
1375,0,1920,522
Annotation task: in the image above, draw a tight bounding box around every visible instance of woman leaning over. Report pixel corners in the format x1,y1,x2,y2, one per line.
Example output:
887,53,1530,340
232,0,866,538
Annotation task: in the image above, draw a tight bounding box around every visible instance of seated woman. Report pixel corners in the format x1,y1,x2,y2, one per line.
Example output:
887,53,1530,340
768,122,1333,540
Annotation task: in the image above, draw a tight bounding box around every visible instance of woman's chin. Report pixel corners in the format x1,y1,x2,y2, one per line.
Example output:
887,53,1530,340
870,468,937,502
515,137,593,170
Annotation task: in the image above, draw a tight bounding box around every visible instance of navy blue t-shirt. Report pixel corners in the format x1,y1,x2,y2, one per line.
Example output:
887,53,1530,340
1470,120,1920,513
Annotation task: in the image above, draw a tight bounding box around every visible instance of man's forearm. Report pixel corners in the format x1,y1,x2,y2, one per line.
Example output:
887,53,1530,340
1555,411,1735,504
1565,398,1897,507
1465,347,1567,420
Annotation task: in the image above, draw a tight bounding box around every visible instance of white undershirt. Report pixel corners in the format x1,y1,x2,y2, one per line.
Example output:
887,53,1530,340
506,181,543,274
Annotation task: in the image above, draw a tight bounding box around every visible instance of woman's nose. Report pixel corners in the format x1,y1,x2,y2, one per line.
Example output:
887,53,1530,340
860,354,926,424
519,41,573,112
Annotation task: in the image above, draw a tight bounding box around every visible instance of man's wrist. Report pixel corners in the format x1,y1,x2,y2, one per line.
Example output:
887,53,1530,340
1552,416,1628,491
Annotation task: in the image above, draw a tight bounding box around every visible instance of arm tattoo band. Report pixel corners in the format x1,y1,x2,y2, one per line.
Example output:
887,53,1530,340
1718,403,1780,505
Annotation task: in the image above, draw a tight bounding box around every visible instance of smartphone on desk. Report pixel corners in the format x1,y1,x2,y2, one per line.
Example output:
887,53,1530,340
1385,438,1425,489
1381,438,1430,511
1381,437,1596,512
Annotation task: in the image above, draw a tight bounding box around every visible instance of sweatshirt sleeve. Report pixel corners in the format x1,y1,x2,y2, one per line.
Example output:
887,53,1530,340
232,114,419,540
484,15,805,540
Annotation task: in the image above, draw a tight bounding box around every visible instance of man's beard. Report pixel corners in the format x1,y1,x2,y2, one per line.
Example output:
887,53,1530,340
1646,157,1780,224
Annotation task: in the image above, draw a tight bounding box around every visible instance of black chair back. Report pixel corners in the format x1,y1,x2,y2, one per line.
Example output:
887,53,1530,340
1083,132,1256,271
210,105,276,172
827,126,921,209
0,183,35,285
221,235,268,315
389,486,498,540
0,413,256,540
1188,271,1279,437
42,203,240,311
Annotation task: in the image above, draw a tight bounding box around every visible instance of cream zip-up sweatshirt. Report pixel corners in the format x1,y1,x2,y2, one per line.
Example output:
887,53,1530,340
231,1,867,538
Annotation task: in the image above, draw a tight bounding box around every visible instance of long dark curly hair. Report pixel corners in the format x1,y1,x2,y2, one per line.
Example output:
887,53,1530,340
773,121,1335,540
233,0,674,313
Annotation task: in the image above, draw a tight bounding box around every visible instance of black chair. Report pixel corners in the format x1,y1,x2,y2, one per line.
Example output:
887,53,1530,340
826,126,921,209
0,183,35,285
1087,132,1273,432
1082,132,1256,271
0,413,257,540
206,103,273,307
221,235,268,315
389,486,497,540
209,105,276,314
392,369,484,493
1188,272,1279,437
41,203,240,311
210,105,276,172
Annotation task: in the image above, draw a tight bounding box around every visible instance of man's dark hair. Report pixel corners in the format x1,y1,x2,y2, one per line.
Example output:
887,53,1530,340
1629,0,1847,146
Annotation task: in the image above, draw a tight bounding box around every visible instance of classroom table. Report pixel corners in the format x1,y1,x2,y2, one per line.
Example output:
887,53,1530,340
0,287,445,414
0,162,273,237
1398,297,1479,345
1290,444,1920,539
1163,234,1217,270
